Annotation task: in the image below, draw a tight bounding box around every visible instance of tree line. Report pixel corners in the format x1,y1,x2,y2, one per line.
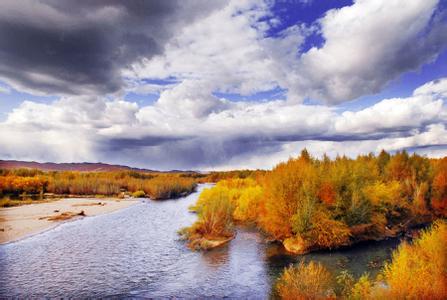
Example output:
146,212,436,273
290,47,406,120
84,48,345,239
0,169,198,201
182,149,447,253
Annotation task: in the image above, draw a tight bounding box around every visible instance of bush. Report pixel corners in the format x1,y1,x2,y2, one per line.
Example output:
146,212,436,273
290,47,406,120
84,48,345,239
381,220,447,298
182,187,235,249
132,190,146,198
345,220,447,299
349,274,374,300
275,260,334,299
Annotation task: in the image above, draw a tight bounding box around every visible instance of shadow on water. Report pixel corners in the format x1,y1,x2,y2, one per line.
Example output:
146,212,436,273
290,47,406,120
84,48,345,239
0,184,403,299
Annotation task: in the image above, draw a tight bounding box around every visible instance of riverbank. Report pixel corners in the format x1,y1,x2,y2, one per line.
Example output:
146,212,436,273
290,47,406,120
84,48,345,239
0,184,403,298
0,198,139,244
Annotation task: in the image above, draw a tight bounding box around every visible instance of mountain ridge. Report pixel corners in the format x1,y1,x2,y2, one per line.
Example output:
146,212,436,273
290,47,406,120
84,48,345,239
0,160,163,173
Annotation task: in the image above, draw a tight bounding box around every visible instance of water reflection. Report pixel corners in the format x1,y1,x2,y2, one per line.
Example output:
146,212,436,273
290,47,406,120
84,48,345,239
201,245,231,268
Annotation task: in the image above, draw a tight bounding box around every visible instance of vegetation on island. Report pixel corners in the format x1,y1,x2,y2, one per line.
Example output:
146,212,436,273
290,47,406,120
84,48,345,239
275,220,447,299
0,169,197,205
182,149,447,252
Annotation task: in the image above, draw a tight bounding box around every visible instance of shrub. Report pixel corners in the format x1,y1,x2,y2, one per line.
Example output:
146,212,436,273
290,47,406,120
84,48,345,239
196,189,235,238
275,260,334,299
132,190,146,198
381,220,447,298
306,210,351,249
182,187,235,249
349,274,374,300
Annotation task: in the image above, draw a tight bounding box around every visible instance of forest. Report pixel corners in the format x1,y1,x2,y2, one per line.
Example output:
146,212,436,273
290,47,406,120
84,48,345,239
182,149,447,253
0,169,198,204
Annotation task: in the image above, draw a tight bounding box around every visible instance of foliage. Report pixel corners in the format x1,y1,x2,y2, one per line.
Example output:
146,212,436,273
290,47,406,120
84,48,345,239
0,169,197,200
432,157,447,215
275,221,446,299
132,190,146,198
181,186,235,249
380,220,447,298
275,260,334,300
349,274,374,300
260,154,318,240
201,169,262,183
183,149,446,253
301,209,351,249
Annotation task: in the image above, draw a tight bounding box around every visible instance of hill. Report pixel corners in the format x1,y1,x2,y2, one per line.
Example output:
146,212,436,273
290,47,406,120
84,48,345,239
0,160,158,173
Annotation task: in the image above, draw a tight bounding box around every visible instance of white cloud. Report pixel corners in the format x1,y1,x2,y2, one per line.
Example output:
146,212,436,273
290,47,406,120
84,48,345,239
125,0,446,105
290,0,446,103
1,0,446,169
1,77,446,169
126,0,304,96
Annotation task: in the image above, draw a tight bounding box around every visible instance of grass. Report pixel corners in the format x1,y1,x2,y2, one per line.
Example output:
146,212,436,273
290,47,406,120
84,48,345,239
0,197,54,207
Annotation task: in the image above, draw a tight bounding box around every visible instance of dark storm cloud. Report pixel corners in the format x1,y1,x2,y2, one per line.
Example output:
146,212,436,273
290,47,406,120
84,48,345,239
0,0,225,95
402,144,447,152
104,136,190,151
100,135,284,170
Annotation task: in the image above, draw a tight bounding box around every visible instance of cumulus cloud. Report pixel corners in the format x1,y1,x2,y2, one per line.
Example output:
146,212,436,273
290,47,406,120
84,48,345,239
291,0,447,103
128,0,447,104
127,0,292,96
1,0,445,103
1,78,446,170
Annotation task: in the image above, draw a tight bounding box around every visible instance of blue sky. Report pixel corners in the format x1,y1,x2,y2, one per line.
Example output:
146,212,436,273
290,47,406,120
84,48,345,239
0,0,446,170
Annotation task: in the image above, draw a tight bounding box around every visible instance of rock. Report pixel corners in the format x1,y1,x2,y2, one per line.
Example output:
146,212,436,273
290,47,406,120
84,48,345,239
190,235,235,251
283,236,309,254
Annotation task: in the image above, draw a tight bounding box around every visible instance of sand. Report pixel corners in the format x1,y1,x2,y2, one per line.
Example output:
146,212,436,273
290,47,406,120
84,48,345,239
0,198,139,244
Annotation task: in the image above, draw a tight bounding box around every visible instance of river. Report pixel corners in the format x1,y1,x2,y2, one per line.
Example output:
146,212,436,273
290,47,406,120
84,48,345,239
0,184,401,298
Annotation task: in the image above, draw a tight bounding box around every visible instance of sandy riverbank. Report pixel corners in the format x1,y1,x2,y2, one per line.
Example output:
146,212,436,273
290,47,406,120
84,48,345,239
0,198,139,244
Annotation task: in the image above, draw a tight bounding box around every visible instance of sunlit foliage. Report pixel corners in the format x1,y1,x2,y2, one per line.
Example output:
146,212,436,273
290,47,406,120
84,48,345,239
0,169,197,200
275,260,334,299
380,220,447,298
184,149,446,253
275,221,446,299
181,185,235,249
432,157,447,215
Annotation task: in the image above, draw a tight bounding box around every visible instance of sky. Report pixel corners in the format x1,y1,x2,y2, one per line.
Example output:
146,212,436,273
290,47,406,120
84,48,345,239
0,0,446,170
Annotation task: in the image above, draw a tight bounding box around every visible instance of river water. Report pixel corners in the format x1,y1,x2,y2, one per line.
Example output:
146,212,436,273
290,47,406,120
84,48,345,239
0,184,400,298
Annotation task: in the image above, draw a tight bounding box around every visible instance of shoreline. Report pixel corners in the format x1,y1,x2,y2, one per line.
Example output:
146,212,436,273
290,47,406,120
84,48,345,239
0,197,139,245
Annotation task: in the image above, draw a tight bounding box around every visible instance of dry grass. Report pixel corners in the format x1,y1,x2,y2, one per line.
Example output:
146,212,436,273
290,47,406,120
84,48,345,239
0,197,55,207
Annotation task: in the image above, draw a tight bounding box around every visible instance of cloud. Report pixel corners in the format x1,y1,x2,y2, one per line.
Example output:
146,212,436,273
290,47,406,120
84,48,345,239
0,0,446,169
1,77,446,170
0,84,11,94
1,0,445,104
127,0,447,104
126,0,312,100
288,0,447,103
0,0,225,95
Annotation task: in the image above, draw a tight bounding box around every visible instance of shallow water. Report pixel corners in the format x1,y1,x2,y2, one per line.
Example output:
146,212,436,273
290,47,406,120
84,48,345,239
0,184,400,298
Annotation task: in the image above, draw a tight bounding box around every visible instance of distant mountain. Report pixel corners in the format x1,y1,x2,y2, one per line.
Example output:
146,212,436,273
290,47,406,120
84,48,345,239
0,160,160,173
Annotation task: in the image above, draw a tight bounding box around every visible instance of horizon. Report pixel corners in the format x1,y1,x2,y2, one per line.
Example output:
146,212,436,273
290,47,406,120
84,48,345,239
0,147,442,172
0,0,446,170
